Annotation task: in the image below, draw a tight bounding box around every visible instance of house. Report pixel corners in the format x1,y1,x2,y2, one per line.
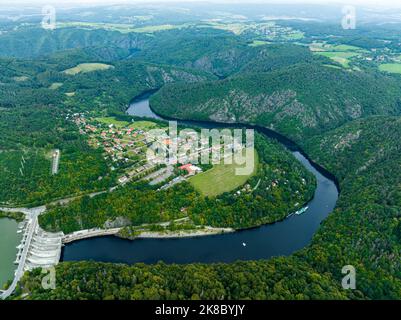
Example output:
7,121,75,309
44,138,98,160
118,176,128,184
179,164,202,175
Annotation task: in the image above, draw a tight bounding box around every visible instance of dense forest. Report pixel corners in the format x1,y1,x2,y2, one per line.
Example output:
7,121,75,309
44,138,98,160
13,259,351,300
150,63,401,141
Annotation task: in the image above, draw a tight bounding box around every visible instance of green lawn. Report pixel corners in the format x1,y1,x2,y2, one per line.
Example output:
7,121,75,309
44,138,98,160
63,63,114,75
189,148,259,197
379,63,401,74
129,120,160,130
95,117,130,128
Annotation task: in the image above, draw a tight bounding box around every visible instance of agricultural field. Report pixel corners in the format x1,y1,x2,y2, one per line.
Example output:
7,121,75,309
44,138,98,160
379,63,401,74
310,43,368,68
316,51,360,68
63,63,114,75
13,76,29,82
248,40,271,47
189,148,258,197
129,120,161,130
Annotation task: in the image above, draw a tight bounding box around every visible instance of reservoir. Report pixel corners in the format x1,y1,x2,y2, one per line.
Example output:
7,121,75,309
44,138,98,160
0,218,20,288
61,94,339,264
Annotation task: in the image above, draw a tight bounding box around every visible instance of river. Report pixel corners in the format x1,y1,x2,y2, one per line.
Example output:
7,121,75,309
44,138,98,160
0,218,21,288
61,94,338,264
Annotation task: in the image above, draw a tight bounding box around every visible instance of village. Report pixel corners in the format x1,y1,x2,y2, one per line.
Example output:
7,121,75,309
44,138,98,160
68,113,246,190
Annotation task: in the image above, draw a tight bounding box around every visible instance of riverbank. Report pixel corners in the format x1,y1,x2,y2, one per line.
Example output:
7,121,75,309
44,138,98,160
62,225,235,244
0,210,24,222
118,226,235,240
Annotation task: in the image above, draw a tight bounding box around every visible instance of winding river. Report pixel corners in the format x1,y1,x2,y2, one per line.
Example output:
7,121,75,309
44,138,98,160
61,93,338,264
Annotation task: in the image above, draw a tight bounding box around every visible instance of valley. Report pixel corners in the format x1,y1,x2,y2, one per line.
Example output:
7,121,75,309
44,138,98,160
0,2,400,302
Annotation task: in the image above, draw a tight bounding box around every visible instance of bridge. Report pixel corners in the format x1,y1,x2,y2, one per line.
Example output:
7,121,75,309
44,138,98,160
0,206,63,300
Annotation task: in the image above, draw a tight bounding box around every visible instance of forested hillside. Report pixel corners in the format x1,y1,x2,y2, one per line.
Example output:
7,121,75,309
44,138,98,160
0,52,214,205
0,27,148,59
299,116,401,299
151,63,401,140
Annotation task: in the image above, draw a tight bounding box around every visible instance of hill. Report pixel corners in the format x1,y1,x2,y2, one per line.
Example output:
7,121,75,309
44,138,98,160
151,63,401,141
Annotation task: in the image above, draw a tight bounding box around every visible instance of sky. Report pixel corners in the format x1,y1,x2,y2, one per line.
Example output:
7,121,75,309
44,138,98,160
4,0,401,8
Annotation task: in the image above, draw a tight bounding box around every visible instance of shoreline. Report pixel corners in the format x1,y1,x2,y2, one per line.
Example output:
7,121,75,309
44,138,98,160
131,90,340,191
122,227,235,240
62,226,235,244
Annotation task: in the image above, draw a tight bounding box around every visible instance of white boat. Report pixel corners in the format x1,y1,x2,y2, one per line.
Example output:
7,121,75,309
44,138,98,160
295,206,309,215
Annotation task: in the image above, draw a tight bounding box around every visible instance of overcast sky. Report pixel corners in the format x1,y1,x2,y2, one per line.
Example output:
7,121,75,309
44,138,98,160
4,0,401,8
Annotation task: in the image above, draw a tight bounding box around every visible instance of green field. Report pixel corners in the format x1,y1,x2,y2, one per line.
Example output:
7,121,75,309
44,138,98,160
248,40,271,47
189,148,258,197
329,44,367,52
95,117,130,128
379,63,401,74
129,120,160,130
13,76,28,82
310,42,367,53
63,63,113,75
282,31,305,40
316,51,359,68
49,82,63,90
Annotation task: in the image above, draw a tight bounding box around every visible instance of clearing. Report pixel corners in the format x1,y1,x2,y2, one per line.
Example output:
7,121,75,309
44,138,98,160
316,51,360,68
379,63,401,74
63,63,114,75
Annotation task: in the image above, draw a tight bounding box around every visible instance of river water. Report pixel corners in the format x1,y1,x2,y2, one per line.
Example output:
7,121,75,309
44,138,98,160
0,218,20,287
61,94,338,264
